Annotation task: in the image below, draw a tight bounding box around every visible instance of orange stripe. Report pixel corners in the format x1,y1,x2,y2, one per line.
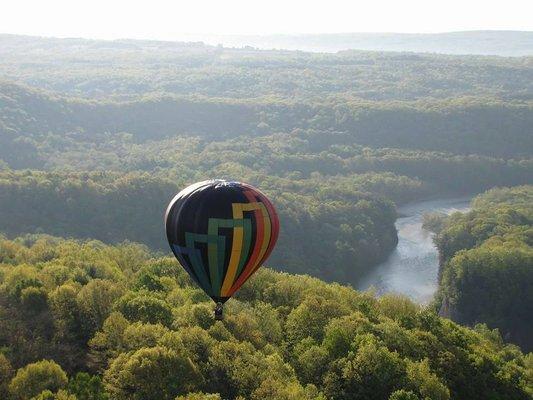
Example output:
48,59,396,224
228,188,279,296
228,191,268,295
247,194,278,276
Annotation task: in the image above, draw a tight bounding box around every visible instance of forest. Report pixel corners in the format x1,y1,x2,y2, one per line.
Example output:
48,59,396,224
0,235,531,400
0,75,533,282
0,34,532,398
434,186,533,351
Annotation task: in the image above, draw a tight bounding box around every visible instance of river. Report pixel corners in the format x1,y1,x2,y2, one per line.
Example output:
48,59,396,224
356,196,472,304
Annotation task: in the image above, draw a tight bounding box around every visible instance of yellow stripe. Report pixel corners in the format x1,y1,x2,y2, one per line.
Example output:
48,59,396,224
220,203,259,296
220,203,244,296
221,202,271,296
235,204,273,284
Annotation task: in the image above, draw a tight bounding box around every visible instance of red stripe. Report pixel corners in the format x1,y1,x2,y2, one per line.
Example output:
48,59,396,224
244,184,279,246
228,188,280,296
249,192,279,275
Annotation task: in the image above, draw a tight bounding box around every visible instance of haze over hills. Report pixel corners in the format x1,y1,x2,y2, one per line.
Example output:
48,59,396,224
1,33,532,103
150,31,533,56
2,30,533,57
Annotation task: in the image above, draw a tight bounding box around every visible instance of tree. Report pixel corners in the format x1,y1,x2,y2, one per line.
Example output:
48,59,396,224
161,326,215,366
322,312,371,358
67,372,108,400
251,377,311,400
88,312,130,372
293,340,330,385
175,393,221,400
206,341,270,399
324,341,406,400
20,287,48,313
9,360,68,400
435,186,533,351
30,390,77,400
122,322,170,351
0,353,14,398
114,293,173,327
389,390,420,400
285,296,349,346
77,279,124,338
405,359,449,400
49,285,83,342
103,346,203,400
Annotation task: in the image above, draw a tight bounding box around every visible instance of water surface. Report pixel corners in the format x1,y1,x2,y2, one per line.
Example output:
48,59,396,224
356,196,472,303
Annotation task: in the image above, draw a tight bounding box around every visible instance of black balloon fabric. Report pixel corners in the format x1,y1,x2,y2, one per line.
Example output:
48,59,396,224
165,180,279,303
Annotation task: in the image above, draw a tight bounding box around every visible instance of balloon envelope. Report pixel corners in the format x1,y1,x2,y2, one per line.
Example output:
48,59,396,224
165,180,279,303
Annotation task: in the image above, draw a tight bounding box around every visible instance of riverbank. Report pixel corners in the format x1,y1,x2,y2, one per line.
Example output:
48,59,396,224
355,195,473,303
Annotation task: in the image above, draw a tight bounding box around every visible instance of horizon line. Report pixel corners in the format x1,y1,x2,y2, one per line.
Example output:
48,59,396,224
1,29,533,43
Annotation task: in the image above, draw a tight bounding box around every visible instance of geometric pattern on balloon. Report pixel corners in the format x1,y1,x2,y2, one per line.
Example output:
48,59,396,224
173,195,272,298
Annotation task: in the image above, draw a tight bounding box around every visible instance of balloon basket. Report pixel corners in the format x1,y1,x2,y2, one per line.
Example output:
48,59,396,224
214,302,224,320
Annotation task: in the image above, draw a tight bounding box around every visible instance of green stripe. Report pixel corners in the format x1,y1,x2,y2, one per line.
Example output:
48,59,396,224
184,232,214,296
185,232,225,296
208,218,248,296
187,218,254,297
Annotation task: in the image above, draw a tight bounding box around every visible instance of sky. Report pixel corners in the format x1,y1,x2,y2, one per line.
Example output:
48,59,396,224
1,0,532,39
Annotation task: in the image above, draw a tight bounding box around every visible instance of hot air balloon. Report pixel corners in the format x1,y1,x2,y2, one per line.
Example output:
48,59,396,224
165,180,279,319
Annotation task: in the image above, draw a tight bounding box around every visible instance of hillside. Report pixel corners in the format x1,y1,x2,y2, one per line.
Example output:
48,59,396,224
2,82,533,158
1,35,532,283
0,170,401,282
1,34,532,102
434,186,533,351
0,235,531,400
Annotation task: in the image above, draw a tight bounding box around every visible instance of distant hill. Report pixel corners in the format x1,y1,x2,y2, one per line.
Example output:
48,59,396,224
191,31,533,56
2,80,532,158
2,31,533,58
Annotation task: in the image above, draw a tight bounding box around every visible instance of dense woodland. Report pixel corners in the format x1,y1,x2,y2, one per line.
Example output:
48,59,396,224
0,170,401,282
1,34,532,101
434,186,532,351
0,37,532,280
0,35,532,398
0,236,531,400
